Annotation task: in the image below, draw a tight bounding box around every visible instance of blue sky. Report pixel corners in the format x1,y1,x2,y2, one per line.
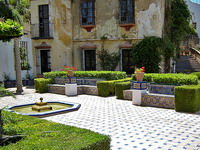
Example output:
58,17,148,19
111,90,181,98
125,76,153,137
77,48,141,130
190,0,200,4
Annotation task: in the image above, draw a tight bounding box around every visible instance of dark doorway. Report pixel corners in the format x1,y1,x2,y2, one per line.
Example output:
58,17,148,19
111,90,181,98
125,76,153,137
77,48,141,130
122,49,134,74
41,50,51,73
39,5,49,38
84,50,96,71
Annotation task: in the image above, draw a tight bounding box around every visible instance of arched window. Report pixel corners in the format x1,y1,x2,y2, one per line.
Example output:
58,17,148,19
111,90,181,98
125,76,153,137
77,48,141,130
80,0,95,25
119,0,135,24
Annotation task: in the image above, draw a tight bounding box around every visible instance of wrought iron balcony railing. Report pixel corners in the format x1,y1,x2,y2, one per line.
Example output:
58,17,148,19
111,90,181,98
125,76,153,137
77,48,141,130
31,23,54,39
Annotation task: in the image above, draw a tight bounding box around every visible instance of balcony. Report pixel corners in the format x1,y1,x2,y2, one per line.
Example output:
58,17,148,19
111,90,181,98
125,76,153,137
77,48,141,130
31,23,54,39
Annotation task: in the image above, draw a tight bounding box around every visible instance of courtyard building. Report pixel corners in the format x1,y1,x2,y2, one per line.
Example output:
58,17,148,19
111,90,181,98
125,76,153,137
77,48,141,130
31,0,165,76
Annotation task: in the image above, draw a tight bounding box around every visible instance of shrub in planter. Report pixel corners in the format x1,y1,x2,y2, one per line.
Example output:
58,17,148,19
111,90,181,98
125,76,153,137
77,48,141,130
175,84,200,112
97,78,131,97
132,73,198,85
115,82,131,99
34,78,53,93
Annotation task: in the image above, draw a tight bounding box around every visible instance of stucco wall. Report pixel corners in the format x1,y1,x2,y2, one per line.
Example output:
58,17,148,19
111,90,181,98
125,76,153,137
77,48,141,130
0,36,34,82
186,0,200,39
72,0,165,70
31,0,73,74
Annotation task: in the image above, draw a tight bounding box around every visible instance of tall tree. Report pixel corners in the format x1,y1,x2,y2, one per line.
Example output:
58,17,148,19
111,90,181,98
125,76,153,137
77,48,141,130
0,0,30,143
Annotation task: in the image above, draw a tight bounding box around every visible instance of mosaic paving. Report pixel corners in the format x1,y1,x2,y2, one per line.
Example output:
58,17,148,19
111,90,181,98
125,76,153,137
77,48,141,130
0,88,200,150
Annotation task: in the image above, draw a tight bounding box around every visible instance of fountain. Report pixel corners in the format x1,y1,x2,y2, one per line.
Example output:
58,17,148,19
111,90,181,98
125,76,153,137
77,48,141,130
7,98,81,117
32,98,52,112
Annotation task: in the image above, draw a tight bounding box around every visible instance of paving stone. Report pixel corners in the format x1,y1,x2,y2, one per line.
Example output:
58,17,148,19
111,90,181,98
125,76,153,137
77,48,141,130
0,87,200,150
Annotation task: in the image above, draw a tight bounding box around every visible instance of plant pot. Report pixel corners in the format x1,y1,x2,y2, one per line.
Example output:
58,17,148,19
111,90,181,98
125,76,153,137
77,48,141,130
135,72,144,82
67,70,74,77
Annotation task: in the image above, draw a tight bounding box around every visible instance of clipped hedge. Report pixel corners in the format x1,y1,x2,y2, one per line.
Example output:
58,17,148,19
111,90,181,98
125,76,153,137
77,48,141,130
1,110,110,150
34,78,53,93
115,82,131,99
175,84,200,113
191,72,200,80
44,71,127,81
97,78,131,97
132,73,198,85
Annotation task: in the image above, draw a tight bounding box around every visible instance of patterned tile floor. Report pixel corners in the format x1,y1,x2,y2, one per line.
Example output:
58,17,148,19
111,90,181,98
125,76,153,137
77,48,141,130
0,87,200,150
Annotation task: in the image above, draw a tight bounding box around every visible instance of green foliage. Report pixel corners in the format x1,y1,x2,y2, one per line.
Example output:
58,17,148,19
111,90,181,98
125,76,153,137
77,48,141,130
175,84,200,112
97,41,120,71
44,71,127,81
0,19,23,41
170,0,196,46
115,82,131,99
1,110,111,150
191,72,200,80
0,85,14,97
34,78,53,93
132,73,198,85
97,78,131,97
131,36,163,73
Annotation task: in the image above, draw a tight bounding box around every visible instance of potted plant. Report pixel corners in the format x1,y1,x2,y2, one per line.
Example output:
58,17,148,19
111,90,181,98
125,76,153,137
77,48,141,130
63,66,77,77
135,67,145,82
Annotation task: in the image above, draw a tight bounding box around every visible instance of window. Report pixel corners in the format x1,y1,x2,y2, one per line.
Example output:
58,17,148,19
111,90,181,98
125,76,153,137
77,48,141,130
80,0,95,25
39,5,50,37
19,41,30,70
119,0,135,24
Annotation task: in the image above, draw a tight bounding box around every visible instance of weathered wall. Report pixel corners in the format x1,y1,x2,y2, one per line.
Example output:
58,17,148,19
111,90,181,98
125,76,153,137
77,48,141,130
31,0,73,74
72,0,165,70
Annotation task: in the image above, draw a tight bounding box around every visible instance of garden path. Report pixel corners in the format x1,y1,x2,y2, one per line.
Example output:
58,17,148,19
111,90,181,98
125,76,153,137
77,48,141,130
0,87,200,150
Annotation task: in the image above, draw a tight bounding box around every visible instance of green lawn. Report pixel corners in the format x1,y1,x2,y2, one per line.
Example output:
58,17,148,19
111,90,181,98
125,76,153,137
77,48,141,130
1,111,110,150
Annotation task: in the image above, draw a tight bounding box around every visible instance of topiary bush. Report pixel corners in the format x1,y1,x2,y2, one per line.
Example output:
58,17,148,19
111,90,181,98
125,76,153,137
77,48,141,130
115,82,131,99
34,78,53,93
44,71,127,81
97,78,131,97
1,110,111,149
175,84,200,113
132,73,198,85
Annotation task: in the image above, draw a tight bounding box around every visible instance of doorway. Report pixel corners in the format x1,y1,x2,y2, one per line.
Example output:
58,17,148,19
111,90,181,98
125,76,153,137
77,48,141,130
40,50,51,73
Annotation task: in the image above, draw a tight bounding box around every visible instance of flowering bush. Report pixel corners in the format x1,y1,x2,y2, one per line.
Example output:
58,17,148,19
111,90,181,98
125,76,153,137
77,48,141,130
62,66,77,71
135,67,145,73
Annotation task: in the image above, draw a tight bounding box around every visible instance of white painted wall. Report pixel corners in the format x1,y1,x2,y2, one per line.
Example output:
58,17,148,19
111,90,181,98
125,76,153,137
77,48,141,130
0,36,34,82
186,0,200,39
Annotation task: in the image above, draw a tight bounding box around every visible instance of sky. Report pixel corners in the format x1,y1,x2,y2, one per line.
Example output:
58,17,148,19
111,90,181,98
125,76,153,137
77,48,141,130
190,0,200,4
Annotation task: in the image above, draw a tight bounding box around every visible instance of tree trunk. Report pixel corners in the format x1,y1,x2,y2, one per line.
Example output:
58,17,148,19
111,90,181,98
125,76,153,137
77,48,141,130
14,38,23,94
164,57,171,73
0,109,3,144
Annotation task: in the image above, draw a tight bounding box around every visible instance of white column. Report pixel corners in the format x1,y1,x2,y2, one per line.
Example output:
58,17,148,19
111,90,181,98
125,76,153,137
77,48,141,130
132,90,147,105
65,83,77,96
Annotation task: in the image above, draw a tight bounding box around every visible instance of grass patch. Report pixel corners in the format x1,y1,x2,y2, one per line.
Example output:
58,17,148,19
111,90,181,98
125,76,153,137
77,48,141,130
0,111,110,150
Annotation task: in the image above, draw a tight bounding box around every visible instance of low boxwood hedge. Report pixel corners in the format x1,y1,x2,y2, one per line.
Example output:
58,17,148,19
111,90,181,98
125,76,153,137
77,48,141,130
97,78,131,97
44,71,127,81
115,82,131,99
132,73,198,85
191,72,200,80
175,84,200,113
1,111,110,150
34,78,53,93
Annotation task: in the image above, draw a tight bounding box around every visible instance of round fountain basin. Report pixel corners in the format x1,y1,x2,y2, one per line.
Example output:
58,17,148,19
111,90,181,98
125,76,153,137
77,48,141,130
7,102,81,118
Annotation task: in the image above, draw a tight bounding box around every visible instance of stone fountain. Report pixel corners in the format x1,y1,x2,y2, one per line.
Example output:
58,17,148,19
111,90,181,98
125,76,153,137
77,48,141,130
32,98,52,112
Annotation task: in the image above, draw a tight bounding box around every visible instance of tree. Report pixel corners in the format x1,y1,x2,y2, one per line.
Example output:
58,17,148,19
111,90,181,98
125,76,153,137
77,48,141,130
0,0,30,144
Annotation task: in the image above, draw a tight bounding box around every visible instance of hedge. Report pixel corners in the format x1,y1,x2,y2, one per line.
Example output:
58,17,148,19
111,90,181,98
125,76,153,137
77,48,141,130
97,78,131,97
132,73,198,85
115,82,131,99
34,78,53,93
191,72,200,80
175,84,200,113
1,110,111,150
44,71,127,81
